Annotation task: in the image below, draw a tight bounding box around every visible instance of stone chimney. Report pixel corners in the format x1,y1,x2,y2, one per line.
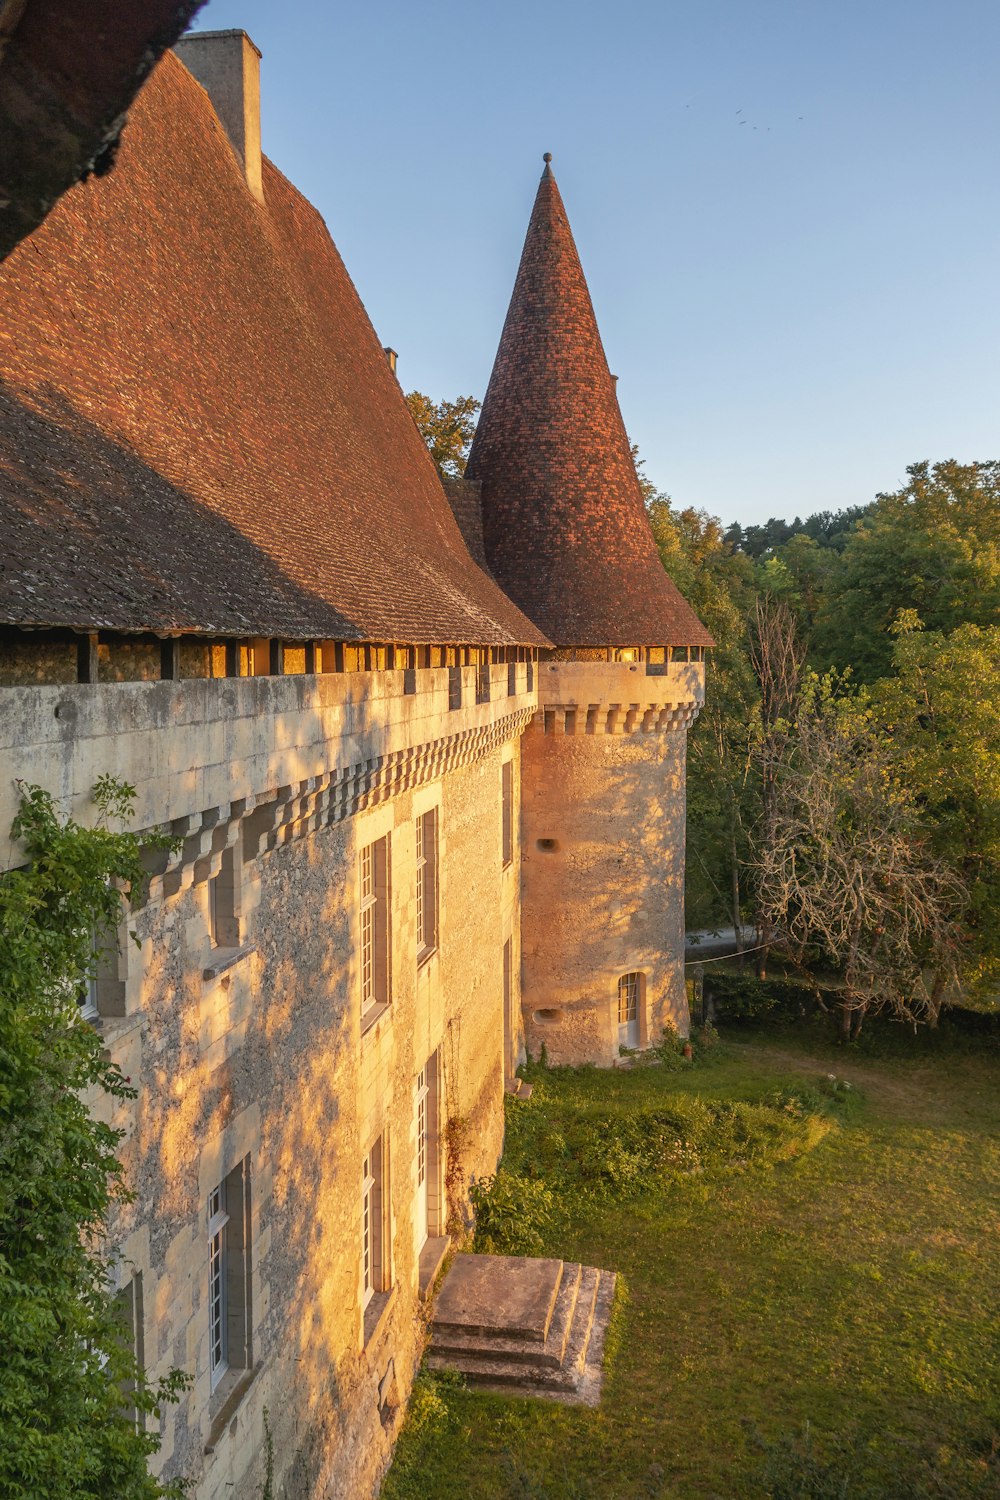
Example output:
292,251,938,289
174,29,263,203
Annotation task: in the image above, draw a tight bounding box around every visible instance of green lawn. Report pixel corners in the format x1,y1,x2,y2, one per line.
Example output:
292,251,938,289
383,1024,1000,1499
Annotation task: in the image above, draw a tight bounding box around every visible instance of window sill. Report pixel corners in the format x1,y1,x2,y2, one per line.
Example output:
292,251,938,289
418,1235,450,1300
203,944,255,982
363,1285,396,1349
204,1367,256,1455
361,1001,391,1039
417,946,438,971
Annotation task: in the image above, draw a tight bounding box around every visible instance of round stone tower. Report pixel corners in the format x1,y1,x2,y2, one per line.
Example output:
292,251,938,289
466,155,712,1065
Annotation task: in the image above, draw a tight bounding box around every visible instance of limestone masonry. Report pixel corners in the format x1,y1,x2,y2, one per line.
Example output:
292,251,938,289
0,27,708,1500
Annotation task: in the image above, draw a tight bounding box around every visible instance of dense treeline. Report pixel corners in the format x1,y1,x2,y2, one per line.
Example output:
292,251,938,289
647,458,1000,1030
408,396,999,1030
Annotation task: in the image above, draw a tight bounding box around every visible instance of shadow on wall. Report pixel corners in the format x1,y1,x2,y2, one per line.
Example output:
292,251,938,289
0,381,359,637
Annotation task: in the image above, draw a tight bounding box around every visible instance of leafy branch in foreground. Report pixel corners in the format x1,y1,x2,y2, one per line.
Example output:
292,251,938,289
0,779,185,1499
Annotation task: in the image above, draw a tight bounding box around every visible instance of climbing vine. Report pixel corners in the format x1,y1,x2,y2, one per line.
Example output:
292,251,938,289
0,778,185,1499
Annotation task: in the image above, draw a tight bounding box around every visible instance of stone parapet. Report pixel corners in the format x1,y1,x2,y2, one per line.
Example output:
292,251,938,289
0,664,537,856
532,659,704,736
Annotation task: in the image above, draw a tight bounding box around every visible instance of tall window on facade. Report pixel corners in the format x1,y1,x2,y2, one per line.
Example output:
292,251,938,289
360,835,390,1023
617,972,642,1049
362,1135,388,1317
501,759,514,868
415,809,438,963
77,928,100,1021
207,1157,253,1394
113,1272,144,1429
209,844,241,949
502,936,514,1082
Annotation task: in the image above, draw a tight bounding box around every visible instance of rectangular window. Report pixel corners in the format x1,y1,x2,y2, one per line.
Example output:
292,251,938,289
209,844,241,949
360,835,391,1022
113,1273,144,1429
415,809,438,963
207,1157,252,1394
501,760,514,869
78,934,100,1020
448,665,462,711
502,936,514,1082
507,659,517,696
475,661,491,704
362,1136,387,1311
618,972,639,1024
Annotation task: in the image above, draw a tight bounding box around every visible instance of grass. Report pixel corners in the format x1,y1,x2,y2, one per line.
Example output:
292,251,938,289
383,1021,1000,1499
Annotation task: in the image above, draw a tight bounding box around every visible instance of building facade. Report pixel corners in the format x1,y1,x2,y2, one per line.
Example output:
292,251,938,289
0,30,706,1500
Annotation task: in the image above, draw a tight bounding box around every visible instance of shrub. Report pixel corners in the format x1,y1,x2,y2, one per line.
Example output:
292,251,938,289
470,1168,556,1255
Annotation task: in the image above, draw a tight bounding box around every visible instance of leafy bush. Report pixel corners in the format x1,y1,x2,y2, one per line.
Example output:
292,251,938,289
707,972,825,1021
0,780,183,1498
470,1168,556,1255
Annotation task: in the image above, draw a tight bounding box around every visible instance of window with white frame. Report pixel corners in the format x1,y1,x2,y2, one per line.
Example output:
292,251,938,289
77,931,100,1021
75,917,127,1022
362,1135,387,1313
207,1156,253,1393
360,835,390,1022
501,759,513,868
618,972,640,1026
415,808,438,962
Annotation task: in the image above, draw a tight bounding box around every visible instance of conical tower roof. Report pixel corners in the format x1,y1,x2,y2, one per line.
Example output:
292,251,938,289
467,157,712,649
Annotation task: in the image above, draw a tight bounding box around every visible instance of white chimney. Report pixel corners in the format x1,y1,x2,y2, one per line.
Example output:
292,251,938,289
174,29,263,203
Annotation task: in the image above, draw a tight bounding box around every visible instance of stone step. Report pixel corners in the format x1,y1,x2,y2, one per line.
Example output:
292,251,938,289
432,1253,564,1345
557,1264,600,1375
425,1267,613,1402
430,1261,583,1369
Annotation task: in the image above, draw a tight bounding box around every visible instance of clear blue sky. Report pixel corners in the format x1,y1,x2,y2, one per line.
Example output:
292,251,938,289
190,0,999,528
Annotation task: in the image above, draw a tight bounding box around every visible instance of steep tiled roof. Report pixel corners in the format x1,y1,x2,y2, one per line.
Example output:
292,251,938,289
0,51,546,646
467,160,713,648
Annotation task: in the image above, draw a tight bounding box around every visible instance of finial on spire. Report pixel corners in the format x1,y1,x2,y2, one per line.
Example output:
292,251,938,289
543,152,552,164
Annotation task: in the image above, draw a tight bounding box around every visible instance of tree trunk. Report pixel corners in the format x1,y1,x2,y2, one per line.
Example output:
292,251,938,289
927,969,947,1028
838,996,853,1044
730,827,744,970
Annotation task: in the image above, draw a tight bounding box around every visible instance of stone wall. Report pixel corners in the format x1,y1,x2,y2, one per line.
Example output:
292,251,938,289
9,666,530,1500
519,658,703,1066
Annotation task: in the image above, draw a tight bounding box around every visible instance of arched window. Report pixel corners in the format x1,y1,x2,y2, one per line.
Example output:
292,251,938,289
617,972,643,1049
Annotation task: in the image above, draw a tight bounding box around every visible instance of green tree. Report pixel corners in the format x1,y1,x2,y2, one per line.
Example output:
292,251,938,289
0,779,184,1499
405,392,481,478
876,616,1000,1001
646,495,761,937
815,460,1000,680
754,676,963,1039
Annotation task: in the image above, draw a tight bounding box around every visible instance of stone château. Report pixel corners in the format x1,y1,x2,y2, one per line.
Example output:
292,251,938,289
0,29,708,1500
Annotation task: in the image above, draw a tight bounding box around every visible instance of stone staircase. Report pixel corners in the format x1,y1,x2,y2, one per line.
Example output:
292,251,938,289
426,1253,616,1405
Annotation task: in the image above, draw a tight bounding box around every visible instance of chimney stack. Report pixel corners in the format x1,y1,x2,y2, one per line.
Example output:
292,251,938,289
174,29,263,203
384,347,399,377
